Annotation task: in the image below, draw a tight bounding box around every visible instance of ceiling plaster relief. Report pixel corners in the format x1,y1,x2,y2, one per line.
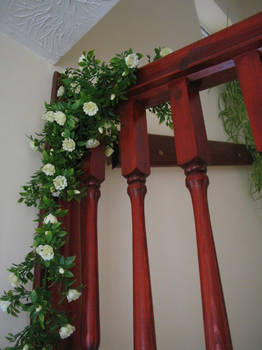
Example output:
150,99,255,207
0,0,119,64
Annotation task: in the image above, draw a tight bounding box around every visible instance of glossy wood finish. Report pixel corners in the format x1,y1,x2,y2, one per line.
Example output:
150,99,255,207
128,12,262,107
185,163,232,350
120,100,156,350
169,79,232,349
147,135,252,167
234,50,262,152
169,78,210,166
81,146,105,350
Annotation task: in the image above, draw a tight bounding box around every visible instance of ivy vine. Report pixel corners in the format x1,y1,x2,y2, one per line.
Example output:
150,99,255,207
219,80,262,198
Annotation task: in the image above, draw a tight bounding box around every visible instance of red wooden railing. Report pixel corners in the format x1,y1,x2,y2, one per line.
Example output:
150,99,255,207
38,11,262,350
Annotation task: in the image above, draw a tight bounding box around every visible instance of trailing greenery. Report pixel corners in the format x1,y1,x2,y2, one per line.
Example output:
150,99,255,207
219,80,262,198
0,47,173,350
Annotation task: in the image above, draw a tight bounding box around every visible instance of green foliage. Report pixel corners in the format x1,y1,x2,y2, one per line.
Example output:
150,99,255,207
1,48,173,349
219,80,262,198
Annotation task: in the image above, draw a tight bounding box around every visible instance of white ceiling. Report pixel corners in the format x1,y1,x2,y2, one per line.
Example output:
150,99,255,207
0,0,119,64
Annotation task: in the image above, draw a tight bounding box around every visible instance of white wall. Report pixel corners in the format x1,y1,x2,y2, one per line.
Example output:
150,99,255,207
0,33,53,347
1,0,262,349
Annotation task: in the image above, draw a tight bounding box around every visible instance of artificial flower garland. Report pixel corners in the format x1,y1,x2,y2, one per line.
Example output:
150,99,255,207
0,47,173,350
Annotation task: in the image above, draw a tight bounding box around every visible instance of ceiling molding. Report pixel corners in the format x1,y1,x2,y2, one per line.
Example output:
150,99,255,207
0,0,119,64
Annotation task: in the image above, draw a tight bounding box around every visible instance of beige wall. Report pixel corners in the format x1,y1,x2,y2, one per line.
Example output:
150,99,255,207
0,33,53,347
1,0,262,349
215,0,262,23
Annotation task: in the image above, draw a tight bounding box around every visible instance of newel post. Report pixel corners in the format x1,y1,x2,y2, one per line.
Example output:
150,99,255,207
120,99,157,350
81,146,105,350
169,78,233,350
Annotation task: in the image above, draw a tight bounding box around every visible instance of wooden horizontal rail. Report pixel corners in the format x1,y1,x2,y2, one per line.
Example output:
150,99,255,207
117,134,252,167
128,12,262,108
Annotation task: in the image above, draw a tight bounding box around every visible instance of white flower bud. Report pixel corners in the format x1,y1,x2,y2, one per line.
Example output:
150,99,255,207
105,146,114,157
78,54,86,63
36,305,42,312
160,47,173,57
59,268,65,274
44,214,58,225
85,139,100,149
0,300,11,312
57,86,65,98
59,324,75,339
67,289,82,303
8,273,20,287
29,140,38,151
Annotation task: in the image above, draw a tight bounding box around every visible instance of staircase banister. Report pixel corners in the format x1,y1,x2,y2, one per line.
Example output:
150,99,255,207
128,11,262,107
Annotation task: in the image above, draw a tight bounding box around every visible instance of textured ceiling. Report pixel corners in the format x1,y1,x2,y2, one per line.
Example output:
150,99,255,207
0,0,119,64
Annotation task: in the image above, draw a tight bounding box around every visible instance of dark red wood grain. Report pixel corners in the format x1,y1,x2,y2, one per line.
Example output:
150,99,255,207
128,12,262,107
234,50,262,152
185,163,232,350
120,100,157,350
81,146,105,350
169,78,210,166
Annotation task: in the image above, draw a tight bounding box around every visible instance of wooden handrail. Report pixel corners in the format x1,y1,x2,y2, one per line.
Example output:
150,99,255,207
128,11,262,107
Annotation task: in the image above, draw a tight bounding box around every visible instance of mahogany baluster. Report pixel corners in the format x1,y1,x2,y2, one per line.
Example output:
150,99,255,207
81,146,105,350
120,99,157,350
169,78,232,350
234,50,262,153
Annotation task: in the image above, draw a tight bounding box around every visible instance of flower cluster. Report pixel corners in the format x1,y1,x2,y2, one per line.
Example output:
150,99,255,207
0,48,173,349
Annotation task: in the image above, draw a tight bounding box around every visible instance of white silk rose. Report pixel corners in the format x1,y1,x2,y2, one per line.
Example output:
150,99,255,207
83,101,99,116
67,289,82,303
85,139,100,149
0,300,11,312
62,138,75,152
54,111,66,126
8,273,20,287
42,111,55,122
36,244,54,261
53,175,67,191
160,47,173,57
44,214,58,225
125,53,139,68
59,324,76,339
42,163,55,176
57,86,65,97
